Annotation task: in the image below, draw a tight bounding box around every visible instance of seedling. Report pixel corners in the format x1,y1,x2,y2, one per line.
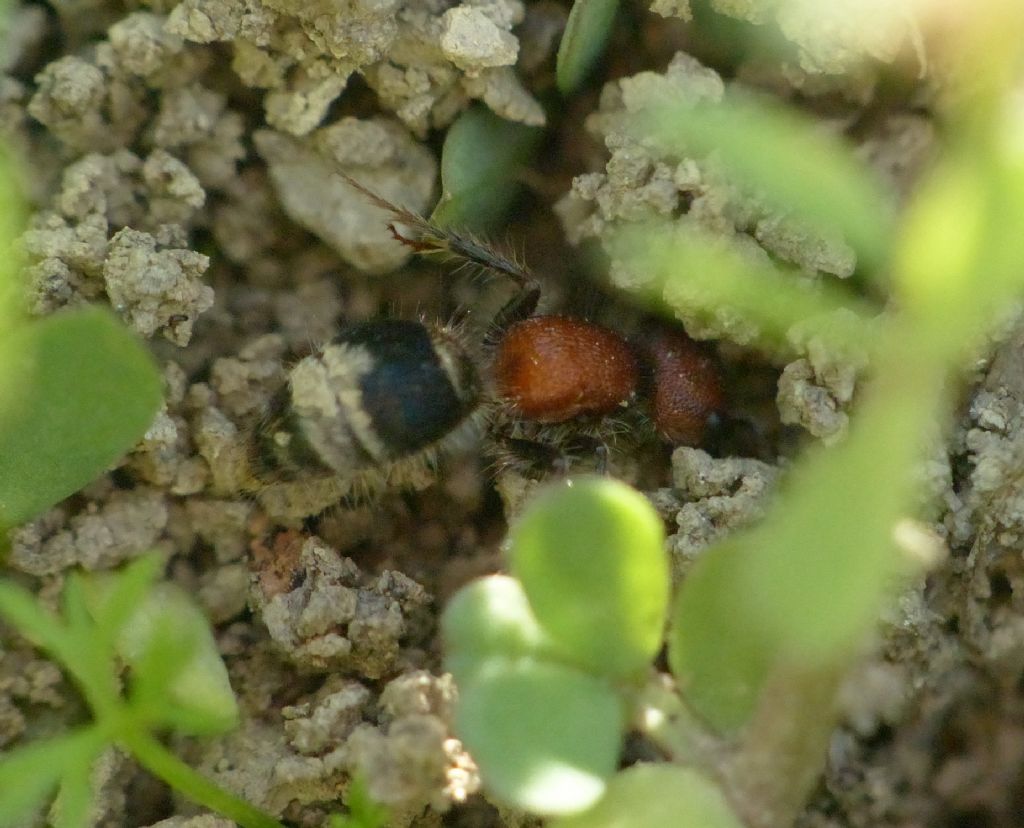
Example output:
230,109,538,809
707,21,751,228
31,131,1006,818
327,776,390,828
431,105,541,231
444,477,749,822
0,555,286,828
0,145,162,545
443,478,668,816
556,0,619,93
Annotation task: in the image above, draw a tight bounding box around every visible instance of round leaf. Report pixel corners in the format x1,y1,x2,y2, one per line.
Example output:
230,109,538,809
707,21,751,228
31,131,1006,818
552,764,744,828
509,477,669,679
0,307,162,532
456,658,624,815
667,539,773,731
442,575,557,683
430,106,541,231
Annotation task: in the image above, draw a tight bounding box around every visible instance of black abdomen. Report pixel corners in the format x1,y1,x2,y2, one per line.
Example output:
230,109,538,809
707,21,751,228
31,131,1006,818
248,319,480,483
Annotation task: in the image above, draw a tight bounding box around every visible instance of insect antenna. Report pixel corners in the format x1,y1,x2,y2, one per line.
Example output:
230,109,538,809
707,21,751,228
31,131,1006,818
339,173,539,291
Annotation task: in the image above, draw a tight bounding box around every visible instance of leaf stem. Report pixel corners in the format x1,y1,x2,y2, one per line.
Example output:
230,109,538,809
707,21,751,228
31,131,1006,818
119,730,287,828
723,661,844,828
634,675,725,768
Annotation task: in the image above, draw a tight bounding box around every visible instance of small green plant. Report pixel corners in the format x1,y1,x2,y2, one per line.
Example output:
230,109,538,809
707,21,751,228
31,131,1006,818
443,478,679,817
444,3,1024,825
0,146,162,546
556,0,619,94
0,307,164,539
430,105,541,231
443,478,752,824
327,776,390,828
0,555,287,828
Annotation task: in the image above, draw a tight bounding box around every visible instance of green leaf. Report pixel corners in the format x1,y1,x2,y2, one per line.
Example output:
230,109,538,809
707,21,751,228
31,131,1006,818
636,90,895,272
327,776,390,828
0,728,103,828
742,364,937,652
61,572,93,634
59,572,120,712
430,106,541,231
0,573,122,718
666,539,774,729
0,580,75,667
552,764,744,828
0,144,27,328
121,584,238,735
85,554,164,661
893,149,1024,343
0,738,67,826
121,730,287,828
612,222,878,357
557,0,619,94
669,341,941,730
442,575,557,684
509,477,669,679
456,658,624,815
53,751,100,828
0,306,163,533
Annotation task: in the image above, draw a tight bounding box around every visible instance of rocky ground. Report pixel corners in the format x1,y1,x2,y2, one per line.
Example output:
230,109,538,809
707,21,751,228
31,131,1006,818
2,1,1024,825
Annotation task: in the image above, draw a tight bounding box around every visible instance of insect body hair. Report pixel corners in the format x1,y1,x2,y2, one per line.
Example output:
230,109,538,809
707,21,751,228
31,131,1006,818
234,176,727,518
239,316,486,517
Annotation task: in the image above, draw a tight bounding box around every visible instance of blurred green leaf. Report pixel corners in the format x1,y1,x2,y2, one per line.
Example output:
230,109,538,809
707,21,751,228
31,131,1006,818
456,658,624,815
0,143,27,329
430,107,541,231
551,764,744,828
328,776,390,828
61,572,93,635
0,729,103,828
613,222,878,357
85,554,164,663
0,739,67,826
726,661,845,825
894,157,987,322
666,540,773,731
971,155,1024,304
557,0,618,94
741,323,937,650
121,729,287,828
442,574,557,684
894,149,1024,345
0,559,283,828
0,580,76,668
0,306,162,533
121,584,239,735
509,477,669,679
0,574,118,715
670,339,941,730
636,90,895,272
60,573,120,713
53,752,99,828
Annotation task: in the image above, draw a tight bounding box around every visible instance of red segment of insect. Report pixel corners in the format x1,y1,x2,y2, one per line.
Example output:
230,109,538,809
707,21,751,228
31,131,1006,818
493,315,639,422
640,328,723,445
